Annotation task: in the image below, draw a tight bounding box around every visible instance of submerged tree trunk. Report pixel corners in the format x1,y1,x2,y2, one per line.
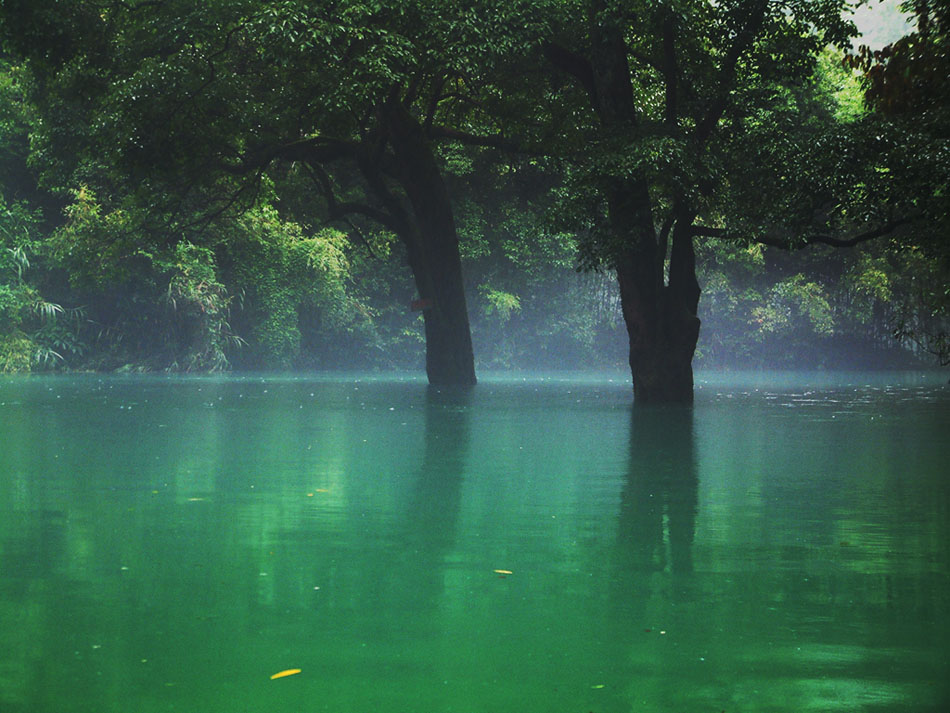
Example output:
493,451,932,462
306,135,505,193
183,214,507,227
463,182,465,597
618,276,700,404
381,99,477,386
610,180,701,404
584,6,700,404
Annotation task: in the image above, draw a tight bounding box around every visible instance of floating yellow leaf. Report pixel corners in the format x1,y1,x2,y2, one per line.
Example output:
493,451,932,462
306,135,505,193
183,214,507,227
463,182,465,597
493,569,513,575
270,669,301,680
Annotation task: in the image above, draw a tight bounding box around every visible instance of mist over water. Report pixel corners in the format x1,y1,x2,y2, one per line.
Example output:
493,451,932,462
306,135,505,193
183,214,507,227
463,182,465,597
1,371,947,712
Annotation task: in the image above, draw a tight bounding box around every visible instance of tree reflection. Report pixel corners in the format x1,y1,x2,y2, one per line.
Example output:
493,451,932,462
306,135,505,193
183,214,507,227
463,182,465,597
617,405,698,577
608,404,698,643
401,386,472,607
595,406,700,710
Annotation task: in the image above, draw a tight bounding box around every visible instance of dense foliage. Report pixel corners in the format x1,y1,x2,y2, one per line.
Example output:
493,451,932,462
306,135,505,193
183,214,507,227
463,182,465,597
0,0,944,386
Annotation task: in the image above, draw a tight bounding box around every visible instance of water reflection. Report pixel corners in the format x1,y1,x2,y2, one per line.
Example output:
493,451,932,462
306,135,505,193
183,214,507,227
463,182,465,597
616,406,698,576
404,386,472,565
392,386,472,642
597,407,699,710
2,376,948,713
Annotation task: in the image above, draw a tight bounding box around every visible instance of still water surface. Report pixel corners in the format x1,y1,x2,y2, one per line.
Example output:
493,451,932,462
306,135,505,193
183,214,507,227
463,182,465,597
0,372,948,712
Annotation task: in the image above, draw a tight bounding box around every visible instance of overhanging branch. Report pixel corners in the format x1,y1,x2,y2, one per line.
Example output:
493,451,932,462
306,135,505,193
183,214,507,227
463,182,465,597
426,125,540,155
690,216,917,249
303,163,399,233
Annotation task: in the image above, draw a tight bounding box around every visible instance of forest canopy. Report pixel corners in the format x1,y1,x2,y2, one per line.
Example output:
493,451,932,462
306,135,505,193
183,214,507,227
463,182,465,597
0,0,946,398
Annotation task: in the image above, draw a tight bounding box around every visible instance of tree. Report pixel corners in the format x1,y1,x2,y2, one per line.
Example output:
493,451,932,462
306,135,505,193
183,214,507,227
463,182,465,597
533,0,885,402
466,0,944,397
848,0,950,363
0,55,84,371
0,0,488,384
3,0,943,384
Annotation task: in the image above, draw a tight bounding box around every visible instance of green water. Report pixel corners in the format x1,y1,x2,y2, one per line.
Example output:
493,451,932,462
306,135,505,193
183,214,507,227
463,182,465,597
0,372,947,713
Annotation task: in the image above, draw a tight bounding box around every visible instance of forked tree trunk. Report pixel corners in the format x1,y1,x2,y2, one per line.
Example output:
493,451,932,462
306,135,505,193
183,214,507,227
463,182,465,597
582,10,701,404
382,100,477,386
618,279,700,404
610,182,701,404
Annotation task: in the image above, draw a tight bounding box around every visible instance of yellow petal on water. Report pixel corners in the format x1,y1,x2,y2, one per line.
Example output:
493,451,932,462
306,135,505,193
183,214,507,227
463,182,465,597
493,569,513,575
270,669,302,680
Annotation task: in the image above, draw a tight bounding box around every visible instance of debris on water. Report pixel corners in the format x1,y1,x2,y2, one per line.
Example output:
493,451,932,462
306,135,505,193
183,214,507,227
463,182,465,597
591,684,605,689
493,569,513,575
270,668,301,680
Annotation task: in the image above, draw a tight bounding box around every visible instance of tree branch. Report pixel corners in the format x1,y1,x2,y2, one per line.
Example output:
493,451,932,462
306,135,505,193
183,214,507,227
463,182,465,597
693,1,768,149
542,41,599,110
661,9,678,130
220,137,359,175
303,163,399,233
423,73,450,133
690,216,917,249
343,217,380,260
426,125,540,154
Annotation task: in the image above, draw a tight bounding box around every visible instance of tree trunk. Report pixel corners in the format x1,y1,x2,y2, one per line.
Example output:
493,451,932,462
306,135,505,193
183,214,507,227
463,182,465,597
610,181,701,404
380,100,477,386
580,3,702,404
619,282,700,404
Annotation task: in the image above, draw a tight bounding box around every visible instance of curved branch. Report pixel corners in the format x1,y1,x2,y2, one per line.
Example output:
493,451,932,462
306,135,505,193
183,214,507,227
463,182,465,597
690,216,917,249
343,217,380,260
217,137,360,176
543,41,599,109
303,163,399,233
426,125,539,154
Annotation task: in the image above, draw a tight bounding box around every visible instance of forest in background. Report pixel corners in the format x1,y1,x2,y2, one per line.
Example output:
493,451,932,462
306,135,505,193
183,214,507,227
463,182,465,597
0,0,946,379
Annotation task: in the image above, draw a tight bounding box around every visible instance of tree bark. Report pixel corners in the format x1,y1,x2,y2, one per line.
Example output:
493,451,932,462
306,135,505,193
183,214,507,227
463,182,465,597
609,183,700,404
584,4,700,404
380,100,477,386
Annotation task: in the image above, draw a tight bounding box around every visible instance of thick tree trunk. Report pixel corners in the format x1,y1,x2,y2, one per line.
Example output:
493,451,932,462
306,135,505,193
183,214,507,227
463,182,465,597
380,101,477,386
619,279,700,404
610,181,701,404
582,8,700,403
581,2,699,402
